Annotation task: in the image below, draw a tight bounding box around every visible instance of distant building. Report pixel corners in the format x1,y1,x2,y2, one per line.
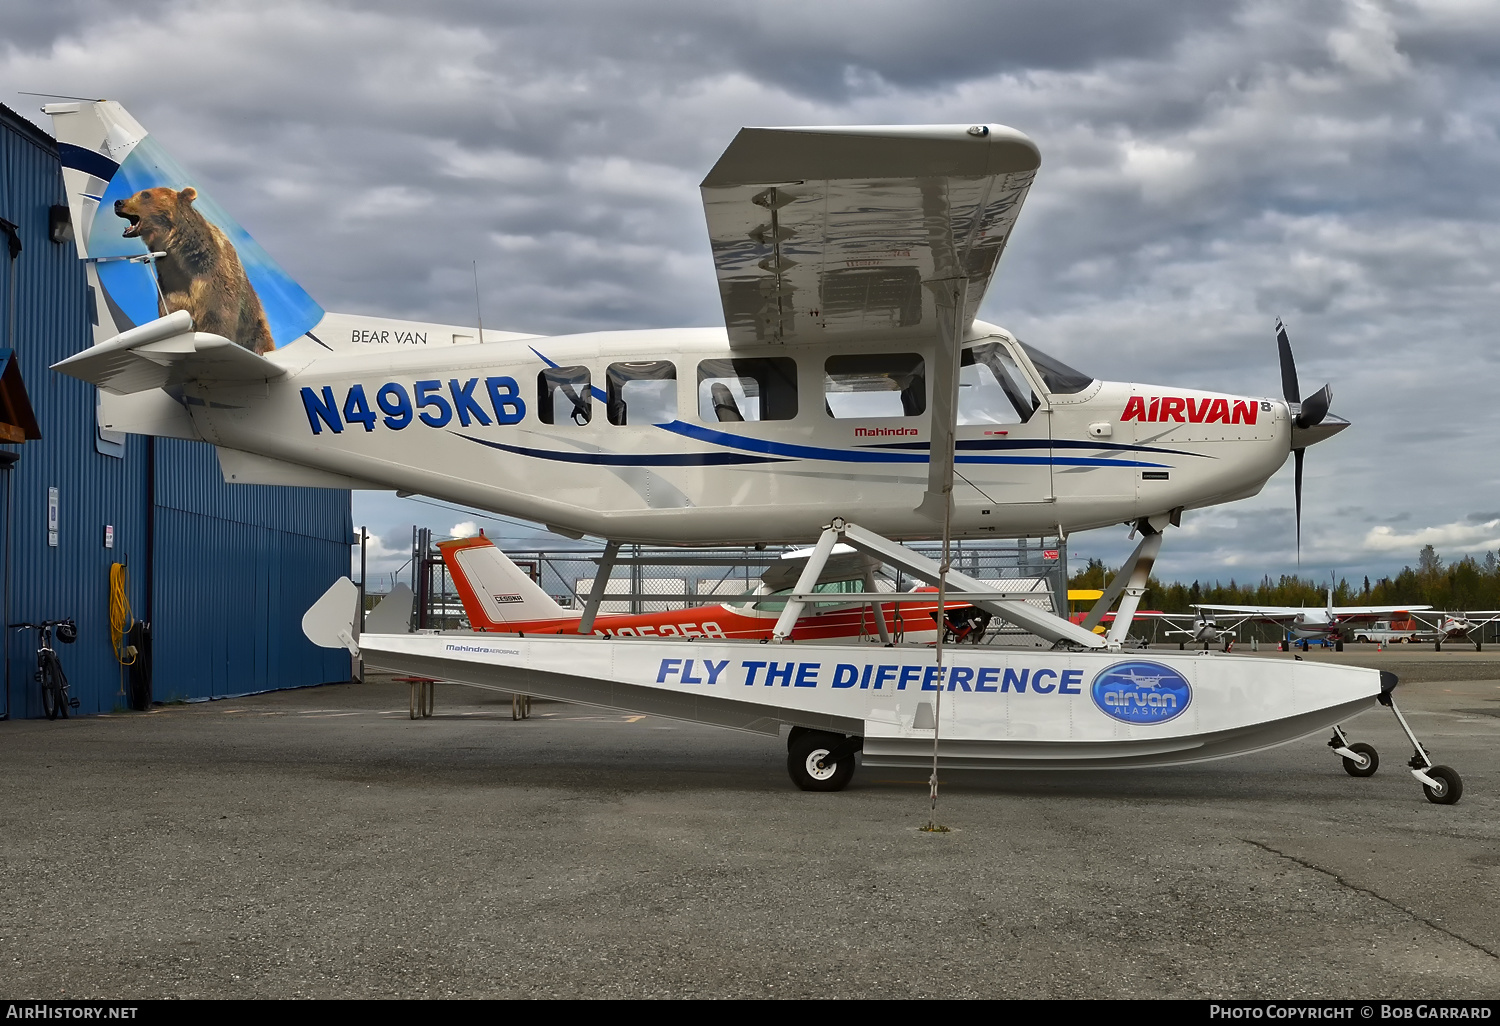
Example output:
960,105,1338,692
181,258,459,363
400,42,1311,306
0,103,352,718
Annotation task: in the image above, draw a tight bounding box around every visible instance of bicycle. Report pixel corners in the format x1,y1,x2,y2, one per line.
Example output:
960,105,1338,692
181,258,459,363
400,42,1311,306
10,619,79,720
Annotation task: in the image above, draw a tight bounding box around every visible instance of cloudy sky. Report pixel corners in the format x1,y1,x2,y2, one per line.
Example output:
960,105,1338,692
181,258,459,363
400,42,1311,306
4,0,1498,586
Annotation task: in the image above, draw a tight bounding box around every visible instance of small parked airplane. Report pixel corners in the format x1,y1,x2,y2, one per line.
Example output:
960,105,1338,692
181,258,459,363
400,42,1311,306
1150,612,1237,651
1406,611,1500,652
436,532,1002,644
1193,590,1431,651
51,99,1462,802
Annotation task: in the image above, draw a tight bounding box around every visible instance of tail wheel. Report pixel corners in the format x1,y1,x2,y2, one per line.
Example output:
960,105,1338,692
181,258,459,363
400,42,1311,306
1341,742,1379,777
1422,765,1463,805
787,730,856,792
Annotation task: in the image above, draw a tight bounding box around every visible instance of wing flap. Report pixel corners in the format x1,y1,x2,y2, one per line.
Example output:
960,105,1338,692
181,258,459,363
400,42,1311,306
51,311,286,395
700,125,1040,346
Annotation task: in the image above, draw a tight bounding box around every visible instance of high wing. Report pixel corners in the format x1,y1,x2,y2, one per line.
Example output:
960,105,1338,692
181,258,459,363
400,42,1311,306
1193,603,1431,621
1411,610,1500,626
700,124,1040,347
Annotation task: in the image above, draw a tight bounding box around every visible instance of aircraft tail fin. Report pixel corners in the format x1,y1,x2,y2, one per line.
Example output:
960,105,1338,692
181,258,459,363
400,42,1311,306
43,99,323,354
438,535,578,629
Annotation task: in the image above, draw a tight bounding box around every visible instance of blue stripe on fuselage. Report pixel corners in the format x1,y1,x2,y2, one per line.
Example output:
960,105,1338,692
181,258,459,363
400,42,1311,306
520,347,1173,468
657,421,1170,467
863,437,1210,459
458,432,784,466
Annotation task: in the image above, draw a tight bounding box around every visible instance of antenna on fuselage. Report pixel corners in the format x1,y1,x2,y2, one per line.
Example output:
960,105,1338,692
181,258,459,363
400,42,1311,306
473,261,485,343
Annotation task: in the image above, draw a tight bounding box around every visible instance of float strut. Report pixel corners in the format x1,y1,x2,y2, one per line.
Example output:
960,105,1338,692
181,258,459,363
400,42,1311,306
1105,530,1164,649
578,540,621,636
771,525,840,642
1385,695,1442,787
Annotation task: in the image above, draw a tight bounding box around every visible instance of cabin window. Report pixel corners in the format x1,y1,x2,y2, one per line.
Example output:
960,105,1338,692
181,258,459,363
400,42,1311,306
697,358,798,423
537,366,593,426
960,343,1038,424
823,353,925,419
1017,340,1094,395
607,361,677,426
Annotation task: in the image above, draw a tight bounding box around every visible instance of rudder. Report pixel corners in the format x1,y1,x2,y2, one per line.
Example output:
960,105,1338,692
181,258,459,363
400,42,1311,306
45,99,323,353
438,535,577,629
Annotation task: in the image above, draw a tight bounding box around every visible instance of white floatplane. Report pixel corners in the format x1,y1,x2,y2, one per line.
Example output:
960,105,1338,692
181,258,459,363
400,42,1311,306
44,100,1462,802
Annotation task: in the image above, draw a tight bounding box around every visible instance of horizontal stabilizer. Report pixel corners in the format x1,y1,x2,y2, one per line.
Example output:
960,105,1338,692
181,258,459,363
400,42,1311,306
51,311,286,395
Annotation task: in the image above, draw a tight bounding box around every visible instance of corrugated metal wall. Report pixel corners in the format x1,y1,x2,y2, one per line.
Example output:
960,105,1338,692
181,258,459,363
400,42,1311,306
151,440,352,701
0,105,150,718
0,105,352,718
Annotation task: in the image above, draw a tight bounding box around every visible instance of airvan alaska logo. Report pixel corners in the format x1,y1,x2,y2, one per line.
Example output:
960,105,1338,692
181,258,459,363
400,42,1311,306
1091,661,1192,725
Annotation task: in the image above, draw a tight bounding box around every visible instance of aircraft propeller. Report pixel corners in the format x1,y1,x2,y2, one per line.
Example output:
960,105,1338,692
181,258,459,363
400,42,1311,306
1276,318,1336,560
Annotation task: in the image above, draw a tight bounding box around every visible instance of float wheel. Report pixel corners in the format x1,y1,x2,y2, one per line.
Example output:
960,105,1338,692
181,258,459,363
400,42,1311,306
1341,742,1379,777
787,731,856,792
1422,766,1463,805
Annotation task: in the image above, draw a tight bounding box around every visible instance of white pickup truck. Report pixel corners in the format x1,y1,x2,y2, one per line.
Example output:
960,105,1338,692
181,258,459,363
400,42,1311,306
1352,620,1425,644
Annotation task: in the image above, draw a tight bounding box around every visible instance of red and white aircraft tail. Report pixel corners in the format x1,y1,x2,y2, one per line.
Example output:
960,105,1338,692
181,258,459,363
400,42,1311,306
442,535,580,629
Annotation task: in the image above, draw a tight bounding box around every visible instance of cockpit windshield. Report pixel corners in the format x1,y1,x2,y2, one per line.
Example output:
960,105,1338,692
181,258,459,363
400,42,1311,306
1017,341,1094,395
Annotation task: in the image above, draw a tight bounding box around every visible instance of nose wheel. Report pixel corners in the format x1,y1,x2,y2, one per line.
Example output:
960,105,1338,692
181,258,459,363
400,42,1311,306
1331,680,1465,804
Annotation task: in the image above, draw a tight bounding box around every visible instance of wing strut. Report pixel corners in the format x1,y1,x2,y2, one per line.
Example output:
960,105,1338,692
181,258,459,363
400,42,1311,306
916,276,967,522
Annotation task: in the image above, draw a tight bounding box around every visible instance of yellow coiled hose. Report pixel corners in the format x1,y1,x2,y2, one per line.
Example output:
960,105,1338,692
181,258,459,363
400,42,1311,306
109,562,136,666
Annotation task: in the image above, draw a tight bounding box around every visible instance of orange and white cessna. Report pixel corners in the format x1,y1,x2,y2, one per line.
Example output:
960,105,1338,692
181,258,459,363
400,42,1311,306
439,533,1004,644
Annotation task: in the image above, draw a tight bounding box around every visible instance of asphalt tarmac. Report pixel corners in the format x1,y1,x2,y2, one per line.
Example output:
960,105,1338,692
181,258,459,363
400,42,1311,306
2,647,1497,999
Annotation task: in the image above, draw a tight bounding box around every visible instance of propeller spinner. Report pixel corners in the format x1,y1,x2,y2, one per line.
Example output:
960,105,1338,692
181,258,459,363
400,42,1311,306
1275,318,1349,559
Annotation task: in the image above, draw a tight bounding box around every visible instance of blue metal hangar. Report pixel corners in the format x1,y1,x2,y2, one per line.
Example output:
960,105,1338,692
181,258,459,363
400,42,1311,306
0,103,353,719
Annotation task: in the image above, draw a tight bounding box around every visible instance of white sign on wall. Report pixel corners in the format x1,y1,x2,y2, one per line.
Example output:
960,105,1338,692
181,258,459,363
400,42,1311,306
47,486,58,547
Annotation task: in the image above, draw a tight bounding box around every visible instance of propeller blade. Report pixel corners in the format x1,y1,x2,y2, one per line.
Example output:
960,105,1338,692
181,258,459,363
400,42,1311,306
1298,383,1332,429
1275,318,1300,405
1293,446,1305,563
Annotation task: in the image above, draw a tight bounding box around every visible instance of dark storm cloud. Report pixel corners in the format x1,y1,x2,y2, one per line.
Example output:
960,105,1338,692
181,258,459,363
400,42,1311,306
3,0,1498,579
353,0,1250,99
0,0,172,51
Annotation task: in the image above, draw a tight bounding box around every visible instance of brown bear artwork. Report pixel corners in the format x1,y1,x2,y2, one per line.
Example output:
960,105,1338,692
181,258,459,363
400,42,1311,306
114,186,274,355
